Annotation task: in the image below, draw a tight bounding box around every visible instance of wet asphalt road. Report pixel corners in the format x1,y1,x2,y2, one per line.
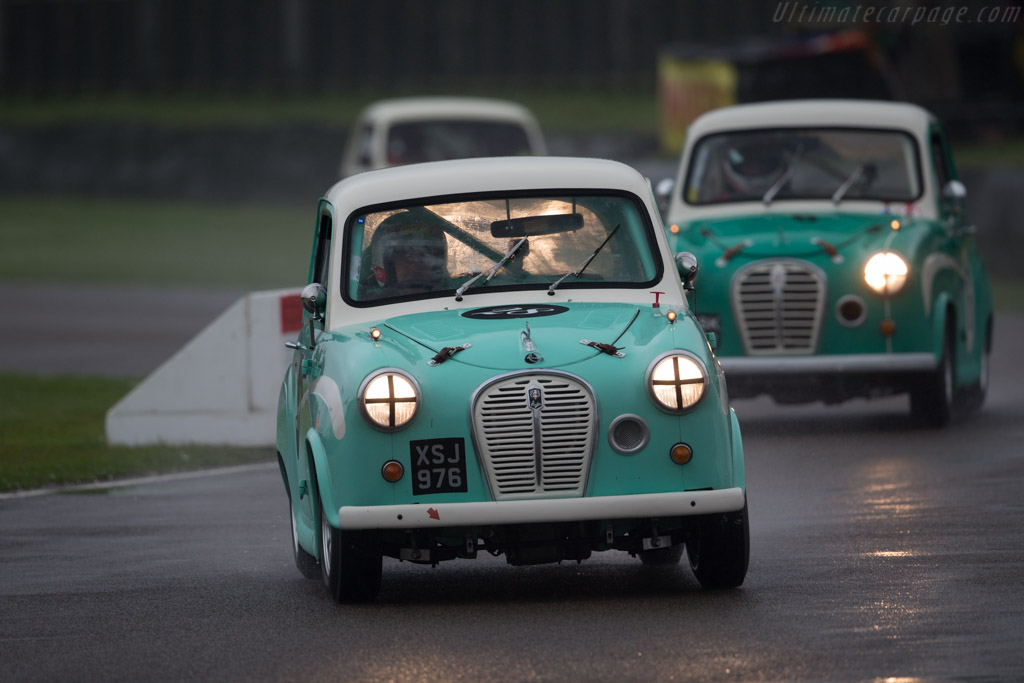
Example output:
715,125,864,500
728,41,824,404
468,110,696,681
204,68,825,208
2,281,1023,679
0,283,244,377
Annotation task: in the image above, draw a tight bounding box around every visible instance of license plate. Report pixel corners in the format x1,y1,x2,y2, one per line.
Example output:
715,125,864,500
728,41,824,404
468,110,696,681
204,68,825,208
410,438,468,495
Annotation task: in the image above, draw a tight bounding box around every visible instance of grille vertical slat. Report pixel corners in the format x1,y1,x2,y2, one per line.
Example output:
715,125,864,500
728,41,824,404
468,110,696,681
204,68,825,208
472,373,596,500
733,261,826,355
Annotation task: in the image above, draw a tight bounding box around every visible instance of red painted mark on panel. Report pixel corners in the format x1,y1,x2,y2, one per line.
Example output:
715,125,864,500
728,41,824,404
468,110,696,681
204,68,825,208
427,508,440,521
280,295,304,334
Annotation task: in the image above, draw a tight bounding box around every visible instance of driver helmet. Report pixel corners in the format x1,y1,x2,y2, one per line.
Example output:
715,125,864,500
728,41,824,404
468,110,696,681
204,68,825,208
370,212,448,288
722,139,786,195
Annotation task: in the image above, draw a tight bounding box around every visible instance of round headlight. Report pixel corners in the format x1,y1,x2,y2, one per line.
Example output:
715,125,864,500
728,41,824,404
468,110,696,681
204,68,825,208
864,252,908,294
359,369,420,430
647,352,707,413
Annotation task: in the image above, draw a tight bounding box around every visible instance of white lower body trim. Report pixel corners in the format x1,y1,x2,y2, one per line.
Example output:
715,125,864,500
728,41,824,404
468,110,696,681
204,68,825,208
720,352,936,375
338,487,745,530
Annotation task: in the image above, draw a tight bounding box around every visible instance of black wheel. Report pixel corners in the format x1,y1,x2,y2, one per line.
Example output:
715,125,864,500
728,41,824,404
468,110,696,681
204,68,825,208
288,489,320,579
686,501,750,589
639,544,685,566
961,317,992,415
320,501,383,603
910,320,954,428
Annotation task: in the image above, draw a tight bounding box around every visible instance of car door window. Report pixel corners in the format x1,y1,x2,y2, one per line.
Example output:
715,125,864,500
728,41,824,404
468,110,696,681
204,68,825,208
930,131,952,190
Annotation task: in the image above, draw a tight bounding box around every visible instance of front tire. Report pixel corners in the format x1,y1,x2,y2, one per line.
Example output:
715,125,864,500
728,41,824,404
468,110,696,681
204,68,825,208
289,490,320,579
320,502,383,603
961,316,992,415
686,501,750,589
910,320,954,428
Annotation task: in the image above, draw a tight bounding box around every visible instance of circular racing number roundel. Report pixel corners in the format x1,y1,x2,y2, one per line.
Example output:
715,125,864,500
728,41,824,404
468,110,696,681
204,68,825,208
462,304,569,320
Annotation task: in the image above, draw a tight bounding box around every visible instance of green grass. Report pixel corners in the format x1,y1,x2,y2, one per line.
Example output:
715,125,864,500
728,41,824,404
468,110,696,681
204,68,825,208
992,279,1024,312
2,91,1022,162
0,89,661,134
953,137,1024,169
0,373,273,493
0,196,309,289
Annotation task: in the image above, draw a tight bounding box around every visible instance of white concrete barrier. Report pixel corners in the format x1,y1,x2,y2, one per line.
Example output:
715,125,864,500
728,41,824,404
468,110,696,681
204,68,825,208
105,287,303,446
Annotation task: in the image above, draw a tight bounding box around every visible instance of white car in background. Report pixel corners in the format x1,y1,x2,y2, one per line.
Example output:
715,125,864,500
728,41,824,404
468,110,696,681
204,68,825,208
339,96,547,178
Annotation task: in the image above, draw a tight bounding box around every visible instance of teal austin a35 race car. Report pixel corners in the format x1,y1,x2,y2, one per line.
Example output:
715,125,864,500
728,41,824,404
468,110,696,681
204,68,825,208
277,156,747,602
661,100,993,427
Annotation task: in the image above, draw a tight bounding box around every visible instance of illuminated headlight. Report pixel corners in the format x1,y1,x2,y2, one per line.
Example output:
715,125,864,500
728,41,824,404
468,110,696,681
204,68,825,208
359,369,420,430
864,252,908,294
647,352,707,413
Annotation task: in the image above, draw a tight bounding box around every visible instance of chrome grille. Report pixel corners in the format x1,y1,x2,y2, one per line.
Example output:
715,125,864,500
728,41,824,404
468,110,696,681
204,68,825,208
732,260,826,354
472,373,596,500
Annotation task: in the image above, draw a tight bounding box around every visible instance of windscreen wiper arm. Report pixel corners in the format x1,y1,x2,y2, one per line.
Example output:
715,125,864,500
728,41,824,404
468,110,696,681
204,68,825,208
762,145,804,206
832,163,876,205
547,224,620,295
455,236,528,301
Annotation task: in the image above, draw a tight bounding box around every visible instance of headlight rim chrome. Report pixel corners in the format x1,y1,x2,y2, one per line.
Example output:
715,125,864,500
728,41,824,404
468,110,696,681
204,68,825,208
645,350,709,414
358,367,421,431
863,251,909,295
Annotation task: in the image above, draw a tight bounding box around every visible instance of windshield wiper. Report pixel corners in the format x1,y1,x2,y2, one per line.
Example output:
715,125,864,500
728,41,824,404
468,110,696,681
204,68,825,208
762,145,804,206
547,224,620,296
831,163,875,205
455,236,528,301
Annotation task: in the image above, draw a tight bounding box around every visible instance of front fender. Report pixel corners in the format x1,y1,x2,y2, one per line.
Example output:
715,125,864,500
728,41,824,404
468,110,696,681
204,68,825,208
729,407,745,491
306,427,338,527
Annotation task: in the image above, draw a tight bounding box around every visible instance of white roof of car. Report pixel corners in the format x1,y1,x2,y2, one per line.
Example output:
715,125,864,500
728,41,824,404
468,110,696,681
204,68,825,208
357,96,540,124
666,99,942,222
323,156,682,327
327,155,654,209
687,99,936,140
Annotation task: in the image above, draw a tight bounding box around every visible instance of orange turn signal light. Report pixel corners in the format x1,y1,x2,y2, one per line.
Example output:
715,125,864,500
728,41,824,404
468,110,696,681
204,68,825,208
670,443,693,465
381,460,404,482
879,319,897,337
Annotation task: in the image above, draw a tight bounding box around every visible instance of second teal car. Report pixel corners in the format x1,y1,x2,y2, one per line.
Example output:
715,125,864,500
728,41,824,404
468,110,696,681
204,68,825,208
662,100,992,427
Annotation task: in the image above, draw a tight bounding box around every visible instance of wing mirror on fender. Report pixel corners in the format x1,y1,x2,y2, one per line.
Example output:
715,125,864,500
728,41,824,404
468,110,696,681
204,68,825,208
675,251,699,291
300,282,327,320
941,179,968,225
655,178,674,215
290,282,327,351
942,179,967,201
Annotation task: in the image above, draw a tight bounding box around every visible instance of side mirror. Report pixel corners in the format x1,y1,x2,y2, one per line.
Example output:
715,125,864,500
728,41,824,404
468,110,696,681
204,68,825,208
675,251,699,291
655,177,674,201
941,179,968,221
300,282,327,321
654,178,674,216
942,179,967,201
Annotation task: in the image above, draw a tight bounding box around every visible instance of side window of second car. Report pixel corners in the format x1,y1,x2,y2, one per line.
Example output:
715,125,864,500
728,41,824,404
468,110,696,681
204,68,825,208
930,131,952,191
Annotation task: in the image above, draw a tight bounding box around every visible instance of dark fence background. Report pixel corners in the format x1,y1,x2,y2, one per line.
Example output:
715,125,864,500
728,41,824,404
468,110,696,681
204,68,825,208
3,0,1021,128
0,0,791,94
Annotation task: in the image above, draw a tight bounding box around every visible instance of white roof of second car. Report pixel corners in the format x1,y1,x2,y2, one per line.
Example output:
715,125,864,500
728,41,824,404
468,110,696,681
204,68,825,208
357,96,540,124
326,156,655,210
687,99,936,140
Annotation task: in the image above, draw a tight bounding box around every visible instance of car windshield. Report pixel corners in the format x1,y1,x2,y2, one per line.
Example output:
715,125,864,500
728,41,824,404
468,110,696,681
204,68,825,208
386,120,533,165
684,128,921,205
345,193,660,305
